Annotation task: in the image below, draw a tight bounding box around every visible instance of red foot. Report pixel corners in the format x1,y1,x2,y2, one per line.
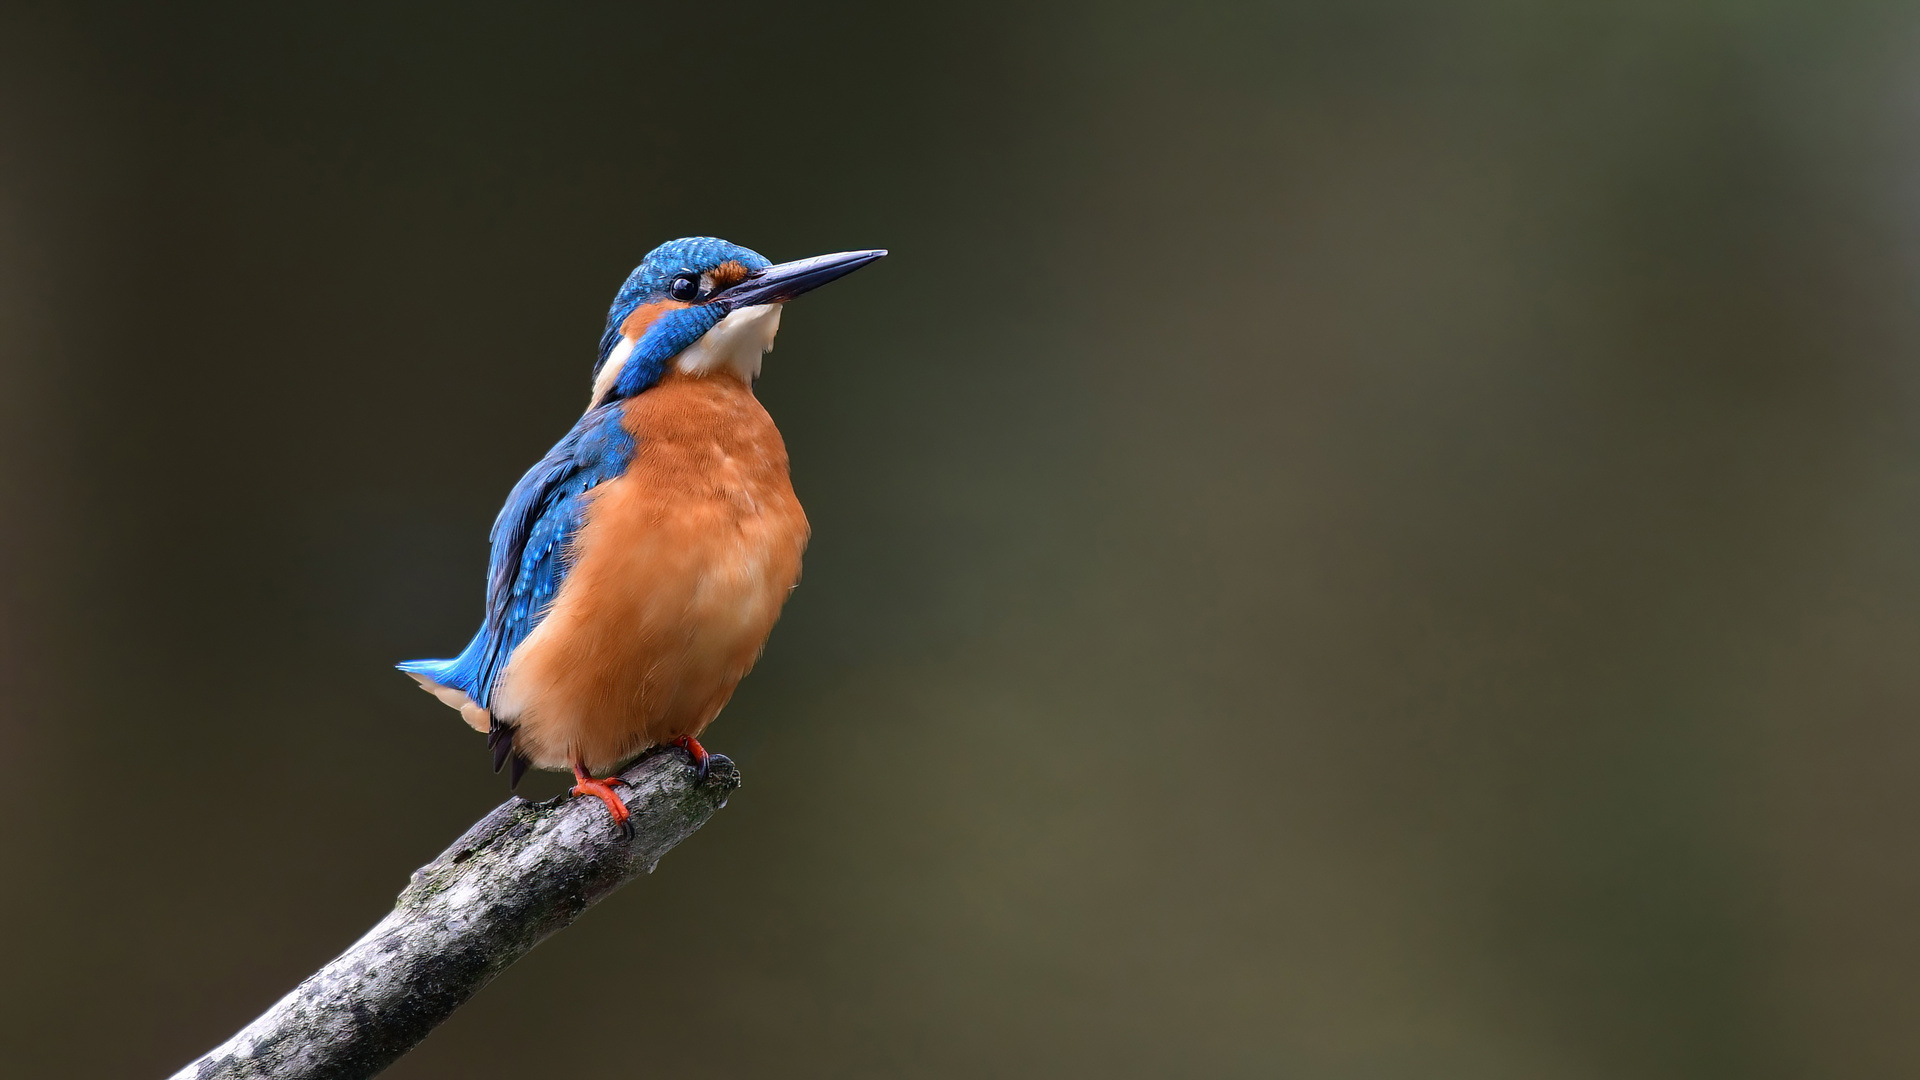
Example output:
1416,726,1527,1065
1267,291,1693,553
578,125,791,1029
674,735,711,780
570,763,631,836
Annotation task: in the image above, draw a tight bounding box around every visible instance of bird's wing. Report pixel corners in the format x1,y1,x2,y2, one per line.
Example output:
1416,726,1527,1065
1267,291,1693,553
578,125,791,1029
399,400,635,783
476,400,636,711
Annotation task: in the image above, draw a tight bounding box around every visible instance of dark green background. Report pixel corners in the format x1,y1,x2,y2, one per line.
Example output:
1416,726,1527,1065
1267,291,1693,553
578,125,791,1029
3,2,1916,1077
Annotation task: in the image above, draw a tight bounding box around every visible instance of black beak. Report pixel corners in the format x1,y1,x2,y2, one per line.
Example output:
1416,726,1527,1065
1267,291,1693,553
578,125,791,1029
716,249,888,310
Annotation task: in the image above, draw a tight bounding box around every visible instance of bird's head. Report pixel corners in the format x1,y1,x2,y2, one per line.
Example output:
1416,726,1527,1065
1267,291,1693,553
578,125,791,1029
589,237,886,406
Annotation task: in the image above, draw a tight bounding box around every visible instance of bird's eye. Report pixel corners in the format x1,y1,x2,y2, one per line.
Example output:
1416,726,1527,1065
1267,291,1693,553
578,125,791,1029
668,274,700,302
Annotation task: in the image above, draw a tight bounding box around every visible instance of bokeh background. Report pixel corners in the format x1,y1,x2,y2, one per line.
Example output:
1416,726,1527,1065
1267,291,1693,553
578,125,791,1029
3,2,1918,1076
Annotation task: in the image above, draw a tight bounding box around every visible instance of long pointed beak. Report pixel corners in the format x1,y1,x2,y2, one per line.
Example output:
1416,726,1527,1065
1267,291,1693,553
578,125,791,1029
716,248,888,310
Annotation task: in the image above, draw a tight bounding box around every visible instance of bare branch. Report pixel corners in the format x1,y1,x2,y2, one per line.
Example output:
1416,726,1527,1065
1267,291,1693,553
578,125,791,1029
171,749,740,1080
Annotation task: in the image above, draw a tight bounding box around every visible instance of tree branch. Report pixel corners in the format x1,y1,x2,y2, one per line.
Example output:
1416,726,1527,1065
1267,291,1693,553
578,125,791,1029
171,749,740,1080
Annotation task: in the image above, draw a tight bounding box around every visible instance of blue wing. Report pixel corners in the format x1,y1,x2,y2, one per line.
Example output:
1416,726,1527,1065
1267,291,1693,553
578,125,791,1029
399,401,636,775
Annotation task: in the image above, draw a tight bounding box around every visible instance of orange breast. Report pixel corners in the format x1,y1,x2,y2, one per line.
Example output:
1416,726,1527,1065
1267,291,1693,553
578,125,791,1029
494,371,809,773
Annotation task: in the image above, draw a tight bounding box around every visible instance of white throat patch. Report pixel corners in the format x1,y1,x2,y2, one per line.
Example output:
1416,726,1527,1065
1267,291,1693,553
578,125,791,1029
675,304,784,382
591,334,638,407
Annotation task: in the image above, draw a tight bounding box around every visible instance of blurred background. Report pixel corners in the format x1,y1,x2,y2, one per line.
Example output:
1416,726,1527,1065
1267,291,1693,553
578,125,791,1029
2,1,1917,1076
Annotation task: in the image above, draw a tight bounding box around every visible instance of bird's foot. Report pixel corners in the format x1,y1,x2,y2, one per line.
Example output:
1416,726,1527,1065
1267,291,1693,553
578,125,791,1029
569,765,633,839
673,735,711,782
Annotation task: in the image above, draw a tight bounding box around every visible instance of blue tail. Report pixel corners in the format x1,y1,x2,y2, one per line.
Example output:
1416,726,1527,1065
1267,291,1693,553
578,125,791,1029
397,630,488,701
396,657,464,690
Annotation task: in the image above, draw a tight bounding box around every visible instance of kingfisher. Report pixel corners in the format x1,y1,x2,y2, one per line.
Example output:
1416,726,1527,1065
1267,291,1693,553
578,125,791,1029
399,237,885,832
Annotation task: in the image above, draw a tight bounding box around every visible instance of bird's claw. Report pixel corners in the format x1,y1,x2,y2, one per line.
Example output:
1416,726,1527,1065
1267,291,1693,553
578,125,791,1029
569,768,633,836
673,735,711,782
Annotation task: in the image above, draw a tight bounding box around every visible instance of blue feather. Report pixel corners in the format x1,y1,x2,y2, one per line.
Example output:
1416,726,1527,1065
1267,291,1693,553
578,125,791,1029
593,237,770,373
398,400,636,713
613,305,723,399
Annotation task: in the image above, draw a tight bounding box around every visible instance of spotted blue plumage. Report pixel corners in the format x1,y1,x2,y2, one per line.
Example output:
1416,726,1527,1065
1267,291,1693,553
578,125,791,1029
397,400,634,716
398,236,772,782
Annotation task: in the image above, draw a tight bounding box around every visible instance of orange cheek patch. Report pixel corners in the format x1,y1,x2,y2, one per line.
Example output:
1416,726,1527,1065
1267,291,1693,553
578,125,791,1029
620,299,689,338
708,261,752,290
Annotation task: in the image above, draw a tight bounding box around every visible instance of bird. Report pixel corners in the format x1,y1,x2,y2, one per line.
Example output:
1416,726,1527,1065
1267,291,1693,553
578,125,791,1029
399,237,885,833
